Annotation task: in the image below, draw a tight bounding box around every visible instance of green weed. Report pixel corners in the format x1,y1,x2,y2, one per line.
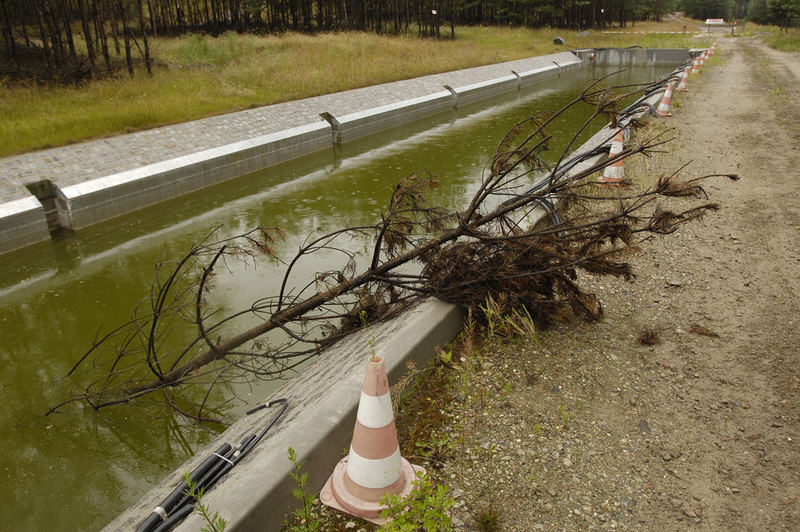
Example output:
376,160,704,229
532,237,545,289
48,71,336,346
379,472,454,531
764,28,800,51
474,502,500,532
285,447,321,532
182,471,227,532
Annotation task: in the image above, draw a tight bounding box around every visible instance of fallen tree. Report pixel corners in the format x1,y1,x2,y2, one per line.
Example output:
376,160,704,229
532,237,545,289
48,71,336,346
47,75,737,423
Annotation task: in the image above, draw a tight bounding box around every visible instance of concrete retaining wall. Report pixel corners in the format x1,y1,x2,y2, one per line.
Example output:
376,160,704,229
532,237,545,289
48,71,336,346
572,47,690,65
62,122,332,228
0,197,50,253
451,74,520,108
1,54,587,250
516,63,560,88
322,56,582,145
327,91,455,144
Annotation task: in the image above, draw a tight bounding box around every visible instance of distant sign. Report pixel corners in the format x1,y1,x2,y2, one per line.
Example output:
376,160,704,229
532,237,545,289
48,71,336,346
705,18,724,24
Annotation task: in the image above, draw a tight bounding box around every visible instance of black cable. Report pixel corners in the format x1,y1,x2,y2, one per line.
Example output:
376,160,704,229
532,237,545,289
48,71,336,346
138,398,289,532
134,443,232,532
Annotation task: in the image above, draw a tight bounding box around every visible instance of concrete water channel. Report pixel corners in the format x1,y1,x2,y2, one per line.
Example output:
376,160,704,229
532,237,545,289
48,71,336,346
0,53,684,531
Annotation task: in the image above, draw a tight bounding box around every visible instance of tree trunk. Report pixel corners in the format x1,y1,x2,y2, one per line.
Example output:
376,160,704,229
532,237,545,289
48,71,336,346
107,0,121,55
43,0,66,67
58,0,78,63
77,0,97,76
450,0,454,39
95,0,111,70
146,0,157,36
117,0,133,76
135,0,151,75
34,0,56,75
1,0,18,62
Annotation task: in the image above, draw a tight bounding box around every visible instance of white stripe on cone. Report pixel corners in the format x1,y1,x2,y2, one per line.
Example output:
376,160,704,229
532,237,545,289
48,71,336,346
345,447,403,489
355,391,394,429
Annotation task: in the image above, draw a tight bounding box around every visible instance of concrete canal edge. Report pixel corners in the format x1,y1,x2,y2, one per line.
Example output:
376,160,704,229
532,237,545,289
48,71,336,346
0,48,694,255
104,62,675,530
0,54,584,254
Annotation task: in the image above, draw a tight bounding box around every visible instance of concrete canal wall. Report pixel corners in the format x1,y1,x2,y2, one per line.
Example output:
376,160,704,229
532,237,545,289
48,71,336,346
0,52,586,254
0,48,692,254
0,48,694,255
572,47,691,65
61,122,333,229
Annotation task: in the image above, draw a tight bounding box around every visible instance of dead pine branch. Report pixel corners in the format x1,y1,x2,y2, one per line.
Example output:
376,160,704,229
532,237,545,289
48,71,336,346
47,77,737,422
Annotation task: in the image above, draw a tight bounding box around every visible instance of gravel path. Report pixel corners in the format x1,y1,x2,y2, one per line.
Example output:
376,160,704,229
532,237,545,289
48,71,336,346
432,37,800,531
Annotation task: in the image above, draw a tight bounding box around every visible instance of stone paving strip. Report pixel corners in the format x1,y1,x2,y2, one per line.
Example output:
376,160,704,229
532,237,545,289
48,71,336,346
0,52,579,205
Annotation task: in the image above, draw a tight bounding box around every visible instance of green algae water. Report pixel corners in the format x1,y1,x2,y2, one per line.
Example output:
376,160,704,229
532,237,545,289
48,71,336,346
0,65,673,530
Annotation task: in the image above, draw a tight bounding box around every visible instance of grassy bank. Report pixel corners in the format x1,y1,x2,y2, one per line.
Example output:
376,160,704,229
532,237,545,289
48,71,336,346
1,24,709,158
764,28,800,51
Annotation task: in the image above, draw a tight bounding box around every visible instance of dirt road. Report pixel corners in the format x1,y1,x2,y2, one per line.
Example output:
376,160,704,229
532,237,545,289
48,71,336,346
438,38,800,530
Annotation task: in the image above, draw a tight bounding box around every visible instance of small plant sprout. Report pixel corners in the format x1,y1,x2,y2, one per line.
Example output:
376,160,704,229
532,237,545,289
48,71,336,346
182,471,227,532
360,310,380,362
474,501,500,532
286,447,321,532
435,345,453,365
379,472,454,531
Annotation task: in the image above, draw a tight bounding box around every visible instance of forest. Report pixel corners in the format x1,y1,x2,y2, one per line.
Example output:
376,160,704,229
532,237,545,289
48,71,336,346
0,0,796,81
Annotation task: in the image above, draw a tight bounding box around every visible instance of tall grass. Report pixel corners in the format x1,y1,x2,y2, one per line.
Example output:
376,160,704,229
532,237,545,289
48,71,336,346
0,25,712,157
764,28,800,51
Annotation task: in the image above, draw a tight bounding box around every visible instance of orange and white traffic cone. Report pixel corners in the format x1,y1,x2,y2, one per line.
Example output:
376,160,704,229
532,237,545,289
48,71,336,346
691,57,700,74
698,51,706,66
676,67,689,92
320,356,424,524
656,81,673,118
599,129,625,185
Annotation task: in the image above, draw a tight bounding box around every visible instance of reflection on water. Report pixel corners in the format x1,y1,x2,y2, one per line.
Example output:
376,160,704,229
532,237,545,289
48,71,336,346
0,65,672,530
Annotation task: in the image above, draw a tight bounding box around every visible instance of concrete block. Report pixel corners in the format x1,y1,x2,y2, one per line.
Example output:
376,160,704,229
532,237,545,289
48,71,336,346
573,48,689,66
331,91,455,144
0,197,51,254
516,64,561,88
104,298,464,532
61,122,333,228
452,74,520,108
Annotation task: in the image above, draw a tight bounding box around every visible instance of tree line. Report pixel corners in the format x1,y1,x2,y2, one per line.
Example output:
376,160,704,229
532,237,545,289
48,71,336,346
682,0,799,29
1,0,152,79
1,0,797,82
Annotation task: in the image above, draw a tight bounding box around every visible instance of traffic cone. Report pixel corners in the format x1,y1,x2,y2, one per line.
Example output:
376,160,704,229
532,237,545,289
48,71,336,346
698,51,706,66
599,129,625,185
320,355,424,524
656,81,673,118
676,67,689,92
691,57,700,74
